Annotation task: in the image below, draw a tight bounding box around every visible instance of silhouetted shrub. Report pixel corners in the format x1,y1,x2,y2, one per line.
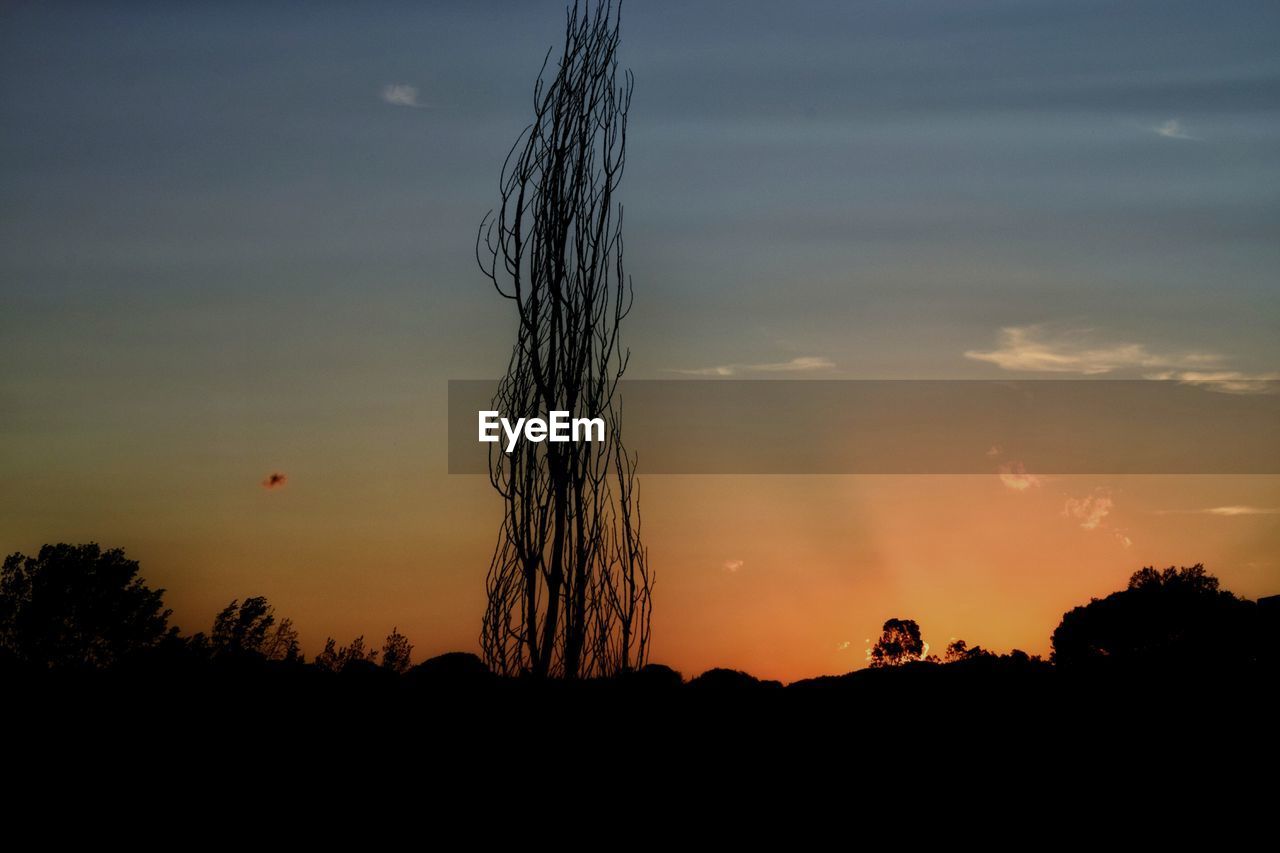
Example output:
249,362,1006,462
633,663,683,687
380,628,413,674
602,662,684,688
314,635,377,672
944,639,994,663
687,668,782,688
407,652,496,687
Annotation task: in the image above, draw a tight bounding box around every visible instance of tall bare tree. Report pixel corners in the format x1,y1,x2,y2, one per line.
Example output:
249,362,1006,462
477,0,651,679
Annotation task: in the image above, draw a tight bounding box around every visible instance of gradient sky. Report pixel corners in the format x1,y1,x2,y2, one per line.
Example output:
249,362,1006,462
3,1,1278,681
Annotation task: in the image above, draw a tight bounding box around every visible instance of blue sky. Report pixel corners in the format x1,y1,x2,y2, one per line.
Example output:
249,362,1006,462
4,1,1278,391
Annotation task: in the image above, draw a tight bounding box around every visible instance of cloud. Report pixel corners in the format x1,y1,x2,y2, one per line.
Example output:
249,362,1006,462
1207,505,1280,516
998,461,1042,492
836,640,851,651
669,356,835,377
262,472,287,490
966,325,1221,375
723,559,744,573
1153,119,1196,140
1156,505,1280,517
381,83,423,108
1063,492,1113,530
1144,370,1280,395
966,325,1275,394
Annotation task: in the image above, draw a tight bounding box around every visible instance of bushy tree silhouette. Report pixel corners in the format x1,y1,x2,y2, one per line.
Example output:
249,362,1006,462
869,618,926,667
1051,564,1258,668
0,543,171,669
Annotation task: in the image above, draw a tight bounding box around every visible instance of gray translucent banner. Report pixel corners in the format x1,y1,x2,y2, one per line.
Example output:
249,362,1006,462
448,380,1280,474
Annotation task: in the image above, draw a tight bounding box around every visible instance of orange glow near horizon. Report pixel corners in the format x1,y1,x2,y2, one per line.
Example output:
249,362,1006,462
26,468,1271,685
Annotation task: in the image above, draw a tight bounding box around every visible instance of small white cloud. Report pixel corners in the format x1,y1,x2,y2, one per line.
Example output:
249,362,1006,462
998,461,1041,492
986,445,1002,458
723,559,744,573
836,640,851,651
1153,119,1196,140
1063,491,1114,531
669,356,834,377
381,83,423,108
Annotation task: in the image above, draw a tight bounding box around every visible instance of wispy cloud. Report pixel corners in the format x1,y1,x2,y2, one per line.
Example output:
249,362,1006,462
669,356,835,377
1205,505,1280,516
966,325,1275,393
723,559,744,573
1155,505,1280,517
381,83,423,108
966,325,1220,375
998,461,1042,492
1063,491,1113,530
1153,119,1197,140
1144,370,1280,395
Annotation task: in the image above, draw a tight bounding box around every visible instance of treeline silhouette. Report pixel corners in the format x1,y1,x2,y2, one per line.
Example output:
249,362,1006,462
2,543,1276,697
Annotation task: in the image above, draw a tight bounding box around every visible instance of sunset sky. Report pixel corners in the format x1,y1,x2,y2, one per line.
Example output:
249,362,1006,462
2,1,1277,681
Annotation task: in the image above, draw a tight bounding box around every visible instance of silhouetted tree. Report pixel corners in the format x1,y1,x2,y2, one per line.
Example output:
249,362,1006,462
314,636,377,673
869,618,926,667
260,617,302,663
477,0,651,678
380,628,413,674
314,638,339,671
0,543,171,669
1051,564,1259,668
211,596,275,658
944,639,992,663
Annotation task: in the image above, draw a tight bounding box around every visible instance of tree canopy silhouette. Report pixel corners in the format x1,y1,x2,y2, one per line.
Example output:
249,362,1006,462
1051,564,1259,668
210,596,299,662
476,0,651,678
869,618,927,667
0,543,171,669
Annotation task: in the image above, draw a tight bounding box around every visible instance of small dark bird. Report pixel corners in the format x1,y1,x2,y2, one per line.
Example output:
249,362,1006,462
262,472,287,490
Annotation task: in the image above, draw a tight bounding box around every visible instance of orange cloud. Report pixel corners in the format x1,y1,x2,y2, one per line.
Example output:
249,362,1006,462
998,461,1041,492
1063,492,1113,530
